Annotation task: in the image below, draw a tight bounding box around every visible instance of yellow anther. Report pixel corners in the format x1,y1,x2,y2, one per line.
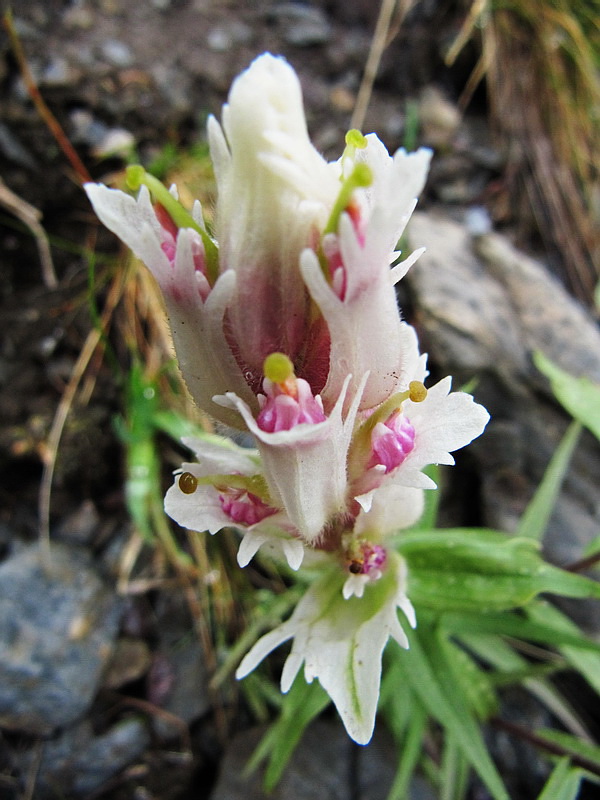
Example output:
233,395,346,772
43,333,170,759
345,129,368,149
263,352,295,384
409,381,427,402
179,472,198,494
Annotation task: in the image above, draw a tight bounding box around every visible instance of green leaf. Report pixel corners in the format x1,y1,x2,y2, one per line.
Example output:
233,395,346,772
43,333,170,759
398,529,600,611
400,630,510,800
152,409,241,450
526,600,600,696
438,610,600,652
517,420,581,541
434,631,498,720
380,652,416,742
247,674,331,791
440,736,470,800
537,758,582,800
535,729,600,772
385,701,428,800
534,351,600,440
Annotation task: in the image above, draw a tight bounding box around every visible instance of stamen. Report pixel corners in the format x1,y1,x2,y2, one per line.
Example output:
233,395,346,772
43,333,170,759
409,381,427,402
179,472,198,494
125,165,219,284
323,163,373,236
263,352,294,385
345,540,387,578
345,129,368,150
219,487,277,526
349,383,426,476
257,354,326,432
368,413,416,473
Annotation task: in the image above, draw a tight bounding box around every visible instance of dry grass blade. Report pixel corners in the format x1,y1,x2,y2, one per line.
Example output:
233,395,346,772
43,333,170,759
0,178,57,288
449,0,600,303
3,9,91,185
351,0,417,131
38,259,127,556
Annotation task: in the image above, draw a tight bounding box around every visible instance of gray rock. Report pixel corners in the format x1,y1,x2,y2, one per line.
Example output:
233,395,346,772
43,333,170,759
0,543,122,735
210,720,435,799
269,3,332,47
99,39,134,68
16,717,150,798
0,124,37,169
207,21,253,52
40,56,81,88
149,593,211,739
405,211,600,590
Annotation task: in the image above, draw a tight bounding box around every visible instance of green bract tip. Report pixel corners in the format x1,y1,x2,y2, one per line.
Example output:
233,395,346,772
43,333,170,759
345,129,368,149
264,352,294,383
126,165,145,191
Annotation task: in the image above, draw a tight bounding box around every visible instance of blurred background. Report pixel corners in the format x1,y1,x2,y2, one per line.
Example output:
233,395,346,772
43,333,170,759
0,1,598,798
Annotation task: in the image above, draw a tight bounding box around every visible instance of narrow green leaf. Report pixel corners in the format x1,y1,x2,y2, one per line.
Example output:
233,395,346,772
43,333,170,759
152,409,241,450
386,702,428,800
380,652,415,742
517,420,581,541
440,736,470,800
526,601,600,696
246,674,331,791
435,630,498,720
399,529,600,611
534,351,600,440
535,729,600,771
400,631,509,800
439,610,600,652
537,758,582,800
458,633,591,742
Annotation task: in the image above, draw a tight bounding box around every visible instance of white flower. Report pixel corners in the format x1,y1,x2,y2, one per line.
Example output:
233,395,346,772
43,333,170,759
208,53,340,381
215,373,368,544
236,553,415,744
83,183,256,427
300,139,431,411
164,437,304,570
350,324,490,504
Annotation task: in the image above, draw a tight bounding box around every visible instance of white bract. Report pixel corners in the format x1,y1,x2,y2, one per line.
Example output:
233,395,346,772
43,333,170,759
86,53,490,744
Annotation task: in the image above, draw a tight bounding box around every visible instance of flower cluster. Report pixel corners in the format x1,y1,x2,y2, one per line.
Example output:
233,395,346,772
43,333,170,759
86,54,489,744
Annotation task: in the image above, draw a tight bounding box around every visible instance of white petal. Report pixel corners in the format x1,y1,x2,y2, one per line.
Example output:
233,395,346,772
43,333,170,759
180,437,260,476
355,484,425,537
215,375,363,543
164,479,230,534
84,184,170,282
236,621,296,680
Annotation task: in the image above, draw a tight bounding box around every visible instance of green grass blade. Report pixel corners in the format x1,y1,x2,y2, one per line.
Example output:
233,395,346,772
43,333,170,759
537,758,582,800
516,420,581,540
526,600,600,696
246,675,331,791
534,351,600,440
386,702,428,800
401,630,509,800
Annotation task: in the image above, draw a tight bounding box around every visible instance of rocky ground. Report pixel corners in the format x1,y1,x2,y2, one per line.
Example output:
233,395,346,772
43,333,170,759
1,1,599,798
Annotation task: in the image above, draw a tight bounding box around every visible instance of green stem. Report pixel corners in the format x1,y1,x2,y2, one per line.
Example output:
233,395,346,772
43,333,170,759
126,165,219,285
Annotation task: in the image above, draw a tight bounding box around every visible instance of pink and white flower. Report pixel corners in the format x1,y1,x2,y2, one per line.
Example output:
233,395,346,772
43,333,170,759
86,52,491,747
236,554,415,745
164,436,305,571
